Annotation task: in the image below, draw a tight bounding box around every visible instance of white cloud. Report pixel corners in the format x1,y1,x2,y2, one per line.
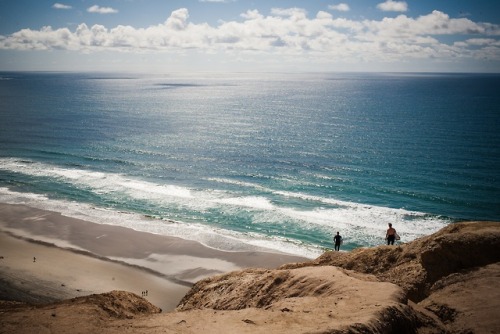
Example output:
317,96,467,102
377,1,408,12
165,8,190,30
363,11,495,38
270,8,308,19
465,38,499,46
241,10,263,20
329,4,350,12
52,3,72,10
87,5,118,14
0,7,498,67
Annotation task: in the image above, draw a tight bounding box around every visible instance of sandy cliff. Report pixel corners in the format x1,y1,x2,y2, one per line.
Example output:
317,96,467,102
293,221,499,302
1,221,499,333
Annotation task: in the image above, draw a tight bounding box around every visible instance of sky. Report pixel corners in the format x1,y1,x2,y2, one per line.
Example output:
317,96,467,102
0,0,499,73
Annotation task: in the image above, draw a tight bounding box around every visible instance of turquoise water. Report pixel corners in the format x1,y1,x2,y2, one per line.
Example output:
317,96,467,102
0,72,499,257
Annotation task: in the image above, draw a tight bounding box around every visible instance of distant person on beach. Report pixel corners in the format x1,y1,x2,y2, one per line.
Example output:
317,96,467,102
333,231,342,251
386,223,397,245
33,257,36,262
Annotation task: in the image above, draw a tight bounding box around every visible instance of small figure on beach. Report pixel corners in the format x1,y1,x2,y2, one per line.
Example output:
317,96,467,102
333,231,343,251
33,257,36,262
386,223,397,245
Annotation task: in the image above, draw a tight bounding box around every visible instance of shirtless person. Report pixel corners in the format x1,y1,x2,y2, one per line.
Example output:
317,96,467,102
386,223,396,245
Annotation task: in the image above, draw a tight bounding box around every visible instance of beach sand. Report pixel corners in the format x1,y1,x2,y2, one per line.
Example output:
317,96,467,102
0,203,307,311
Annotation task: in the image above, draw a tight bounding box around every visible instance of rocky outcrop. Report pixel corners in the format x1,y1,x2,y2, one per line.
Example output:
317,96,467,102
418,262,500,334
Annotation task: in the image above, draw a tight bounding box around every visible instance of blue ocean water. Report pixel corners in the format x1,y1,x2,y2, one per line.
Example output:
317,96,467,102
0,72,499,257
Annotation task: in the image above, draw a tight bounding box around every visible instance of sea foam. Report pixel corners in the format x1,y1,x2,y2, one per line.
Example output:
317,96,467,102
0,157,451,255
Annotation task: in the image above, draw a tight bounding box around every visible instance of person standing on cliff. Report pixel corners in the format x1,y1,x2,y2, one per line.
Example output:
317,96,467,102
386,223,397,245
333,231,342,251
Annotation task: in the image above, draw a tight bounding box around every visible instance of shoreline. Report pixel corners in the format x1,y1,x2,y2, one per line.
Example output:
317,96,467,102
0,202,308,311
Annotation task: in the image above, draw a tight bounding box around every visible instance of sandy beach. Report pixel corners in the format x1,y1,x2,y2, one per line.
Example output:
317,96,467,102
0,203,307,311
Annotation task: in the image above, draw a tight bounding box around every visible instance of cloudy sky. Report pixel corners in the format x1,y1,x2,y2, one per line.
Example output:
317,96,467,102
0,0,499,72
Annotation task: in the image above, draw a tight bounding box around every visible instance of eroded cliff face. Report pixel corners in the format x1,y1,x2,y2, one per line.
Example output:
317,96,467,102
1,221,499,334
280,221,500,302
176,265,423,333
176,221,500,333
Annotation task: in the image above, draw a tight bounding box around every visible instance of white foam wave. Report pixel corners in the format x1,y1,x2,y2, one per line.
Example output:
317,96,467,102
214,196,274,210
0,158,450,251
204,176,450,244
0,157,194,201
0,187,323,258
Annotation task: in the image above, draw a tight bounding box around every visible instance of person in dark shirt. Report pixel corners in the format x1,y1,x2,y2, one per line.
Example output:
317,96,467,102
333,231,342,251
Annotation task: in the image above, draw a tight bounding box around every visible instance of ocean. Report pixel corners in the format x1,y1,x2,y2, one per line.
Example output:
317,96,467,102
0,71,499,258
